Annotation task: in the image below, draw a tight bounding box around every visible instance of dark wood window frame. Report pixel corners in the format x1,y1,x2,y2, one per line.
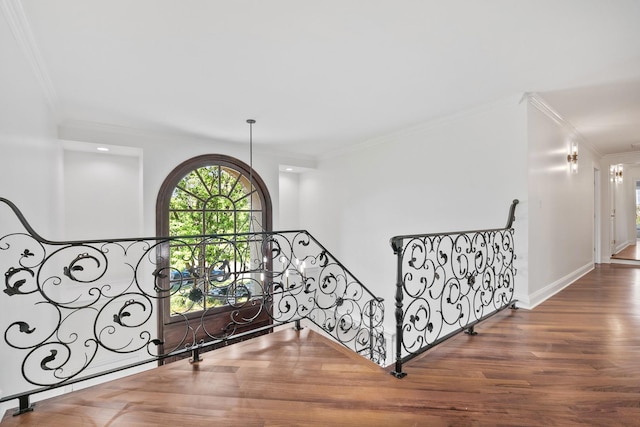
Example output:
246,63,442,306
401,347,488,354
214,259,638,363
155,154,272,355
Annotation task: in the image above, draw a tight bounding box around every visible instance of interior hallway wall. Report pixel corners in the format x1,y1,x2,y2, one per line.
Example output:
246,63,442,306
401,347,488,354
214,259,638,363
526,97,599,308
298,96,528,331
63,148,142,240
0,7,59,237
0,5,59,413
279,171,300,230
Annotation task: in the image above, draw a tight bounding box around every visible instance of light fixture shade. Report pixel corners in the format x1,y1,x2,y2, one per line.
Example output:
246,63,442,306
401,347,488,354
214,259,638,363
610,164,623,183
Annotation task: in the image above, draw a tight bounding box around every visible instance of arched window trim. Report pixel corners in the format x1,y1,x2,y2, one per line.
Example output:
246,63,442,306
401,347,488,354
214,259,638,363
156,154,272,238
156,154,272,326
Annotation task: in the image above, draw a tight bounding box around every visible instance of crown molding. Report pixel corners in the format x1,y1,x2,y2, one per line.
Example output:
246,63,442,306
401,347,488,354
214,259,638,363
1,0,60,116
59,119,184,141
320,95,523,162
524,92,602,158
602,150,640,166
59,119,318,169
521,92,566,126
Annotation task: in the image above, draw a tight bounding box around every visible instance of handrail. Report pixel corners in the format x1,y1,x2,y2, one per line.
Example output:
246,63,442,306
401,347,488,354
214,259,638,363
390,199,519,246
389,199,519,378
0,198,385,415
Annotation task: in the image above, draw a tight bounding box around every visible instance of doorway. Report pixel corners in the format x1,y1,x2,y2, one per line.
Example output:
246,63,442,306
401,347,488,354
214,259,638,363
636,180,640,239
610,177,640,262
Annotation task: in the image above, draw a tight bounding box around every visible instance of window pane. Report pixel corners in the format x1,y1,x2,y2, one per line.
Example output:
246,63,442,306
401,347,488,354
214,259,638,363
168,163,262,316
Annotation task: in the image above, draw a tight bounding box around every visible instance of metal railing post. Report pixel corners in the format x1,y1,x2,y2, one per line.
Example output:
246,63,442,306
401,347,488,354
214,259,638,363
368,299,374,361
14,395,34,416
190,344,203,363
390,237,407,378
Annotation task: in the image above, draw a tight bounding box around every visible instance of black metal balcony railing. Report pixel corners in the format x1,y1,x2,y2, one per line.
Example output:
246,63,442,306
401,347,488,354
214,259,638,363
389,200,519,378
0,198,385,416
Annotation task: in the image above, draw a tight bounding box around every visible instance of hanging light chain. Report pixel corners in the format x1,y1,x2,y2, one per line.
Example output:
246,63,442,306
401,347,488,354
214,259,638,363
247,119,255,230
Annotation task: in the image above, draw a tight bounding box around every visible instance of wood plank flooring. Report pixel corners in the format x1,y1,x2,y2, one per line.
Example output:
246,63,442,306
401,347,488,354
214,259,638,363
3,264,640,426
612,242,640,261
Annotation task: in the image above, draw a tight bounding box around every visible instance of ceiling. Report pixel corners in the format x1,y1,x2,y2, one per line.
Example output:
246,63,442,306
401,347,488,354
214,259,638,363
5,0,640,158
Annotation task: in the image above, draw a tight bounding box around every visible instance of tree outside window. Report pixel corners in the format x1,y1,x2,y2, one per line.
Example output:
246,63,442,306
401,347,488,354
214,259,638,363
167,164,263,315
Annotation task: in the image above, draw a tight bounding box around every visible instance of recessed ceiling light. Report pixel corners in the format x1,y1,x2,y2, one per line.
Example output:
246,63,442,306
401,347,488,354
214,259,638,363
97,147,110,152
285,167,293,171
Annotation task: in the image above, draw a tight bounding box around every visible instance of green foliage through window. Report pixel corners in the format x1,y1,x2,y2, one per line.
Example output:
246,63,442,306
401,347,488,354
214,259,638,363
168,164,261,315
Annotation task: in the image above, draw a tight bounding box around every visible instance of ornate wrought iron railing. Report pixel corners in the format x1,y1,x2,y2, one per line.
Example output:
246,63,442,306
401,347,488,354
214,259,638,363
389,199,519,378
0,198,385,415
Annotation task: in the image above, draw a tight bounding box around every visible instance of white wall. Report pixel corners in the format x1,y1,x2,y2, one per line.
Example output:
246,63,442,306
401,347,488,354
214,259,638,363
526,98,597,308
0,9,59,237
63,147,142,240
279,171,300,230
297,96,528,330
0,6,58,414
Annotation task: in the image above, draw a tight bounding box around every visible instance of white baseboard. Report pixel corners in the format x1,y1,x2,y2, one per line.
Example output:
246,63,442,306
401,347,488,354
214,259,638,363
611,258,640,266
525,262,594,309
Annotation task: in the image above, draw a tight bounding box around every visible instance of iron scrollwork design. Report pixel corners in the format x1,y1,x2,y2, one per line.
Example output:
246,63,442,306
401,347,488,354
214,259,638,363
400,229,515,355
260,231,386,364
390,199,518,377
0,198,386,404
2,235,163,389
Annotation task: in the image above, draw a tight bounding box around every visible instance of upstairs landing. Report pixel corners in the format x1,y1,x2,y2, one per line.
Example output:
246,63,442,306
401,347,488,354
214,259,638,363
4,264,640,426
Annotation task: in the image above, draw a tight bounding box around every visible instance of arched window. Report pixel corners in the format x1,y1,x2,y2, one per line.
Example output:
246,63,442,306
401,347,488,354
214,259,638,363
156,154,272,329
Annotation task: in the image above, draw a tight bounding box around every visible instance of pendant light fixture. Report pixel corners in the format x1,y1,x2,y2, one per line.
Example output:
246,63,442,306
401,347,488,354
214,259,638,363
247,119,257,232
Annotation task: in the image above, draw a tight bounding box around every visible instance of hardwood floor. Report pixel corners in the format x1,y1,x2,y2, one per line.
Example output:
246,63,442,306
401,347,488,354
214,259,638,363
612,242,640,261
3,264,640,426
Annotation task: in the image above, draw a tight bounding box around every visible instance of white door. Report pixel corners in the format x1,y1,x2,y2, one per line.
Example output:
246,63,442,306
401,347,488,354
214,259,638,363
610,176,616,256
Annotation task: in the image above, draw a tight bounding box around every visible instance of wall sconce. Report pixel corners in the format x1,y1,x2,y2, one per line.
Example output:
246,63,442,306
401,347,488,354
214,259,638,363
610,164,623,184
567,142,578,174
